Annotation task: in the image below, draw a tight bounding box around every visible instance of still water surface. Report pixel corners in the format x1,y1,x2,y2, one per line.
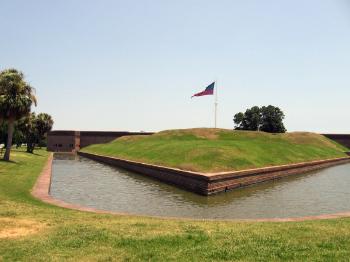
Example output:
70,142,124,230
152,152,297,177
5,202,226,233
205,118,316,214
50,154,350,219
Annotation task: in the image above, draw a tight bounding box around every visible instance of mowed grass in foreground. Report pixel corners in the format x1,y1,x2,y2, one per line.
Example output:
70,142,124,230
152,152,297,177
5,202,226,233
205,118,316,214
1,150,350,261
82,128,348,172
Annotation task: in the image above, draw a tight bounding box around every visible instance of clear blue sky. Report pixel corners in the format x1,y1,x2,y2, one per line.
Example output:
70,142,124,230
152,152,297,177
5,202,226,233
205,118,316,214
1,0,350,133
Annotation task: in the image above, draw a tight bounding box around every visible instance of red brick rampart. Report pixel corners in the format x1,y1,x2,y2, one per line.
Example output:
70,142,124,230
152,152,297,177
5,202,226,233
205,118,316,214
77,152,350,195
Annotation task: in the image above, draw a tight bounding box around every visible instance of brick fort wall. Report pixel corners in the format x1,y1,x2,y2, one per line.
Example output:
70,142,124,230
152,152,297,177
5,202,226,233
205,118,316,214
47,130,153,152
323,134,350,150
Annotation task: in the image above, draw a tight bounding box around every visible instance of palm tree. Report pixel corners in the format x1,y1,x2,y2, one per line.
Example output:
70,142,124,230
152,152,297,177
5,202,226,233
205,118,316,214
0,69,37,161
36,113,54,141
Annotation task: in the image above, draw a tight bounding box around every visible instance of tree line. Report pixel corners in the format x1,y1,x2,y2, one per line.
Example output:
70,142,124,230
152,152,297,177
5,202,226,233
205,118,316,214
233,105,286,133
0,68,53,161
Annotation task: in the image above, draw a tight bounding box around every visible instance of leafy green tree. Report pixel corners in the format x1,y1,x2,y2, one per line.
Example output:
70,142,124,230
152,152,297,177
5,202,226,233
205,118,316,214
233,105,286,133
234,106,262,131
233,112,245,130
16,112,54,153
0,69,37,160
260,105,286,133
244,106,262,131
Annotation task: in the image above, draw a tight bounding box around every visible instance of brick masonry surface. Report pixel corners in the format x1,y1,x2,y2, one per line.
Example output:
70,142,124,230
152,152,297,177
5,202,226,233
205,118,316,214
47,130,153,152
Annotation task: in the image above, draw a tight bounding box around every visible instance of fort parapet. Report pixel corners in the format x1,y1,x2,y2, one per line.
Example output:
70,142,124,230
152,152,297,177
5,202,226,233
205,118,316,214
47,130,153,152
322,134,350,150
47,132,350,153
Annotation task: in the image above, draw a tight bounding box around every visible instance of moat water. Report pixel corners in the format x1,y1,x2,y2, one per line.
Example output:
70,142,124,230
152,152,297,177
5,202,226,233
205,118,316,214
50,154,350,219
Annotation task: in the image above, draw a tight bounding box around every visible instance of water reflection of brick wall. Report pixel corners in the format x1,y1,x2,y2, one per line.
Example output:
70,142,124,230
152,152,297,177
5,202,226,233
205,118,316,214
47,131,153,152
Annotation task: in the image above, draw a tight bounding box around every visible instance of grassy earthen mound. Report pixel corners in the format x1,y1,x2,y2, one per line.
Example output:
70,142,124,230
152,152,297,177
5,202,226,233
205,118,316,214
81,128,348,173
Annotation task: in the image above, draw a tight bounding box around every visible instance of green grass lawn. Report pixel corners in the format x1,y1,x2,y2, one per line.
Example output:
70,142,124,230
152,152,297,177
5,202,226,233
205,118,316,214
1,149,350,261
82,129,348,172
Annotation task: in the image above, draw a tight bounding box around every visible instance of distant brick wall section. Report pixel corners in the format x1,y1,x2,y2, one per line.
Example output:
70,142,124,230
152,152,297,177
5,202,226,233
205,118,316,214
323,134,350,149
47,131,153,152
79,131,152,148
47,131,77,152
78,152,350,196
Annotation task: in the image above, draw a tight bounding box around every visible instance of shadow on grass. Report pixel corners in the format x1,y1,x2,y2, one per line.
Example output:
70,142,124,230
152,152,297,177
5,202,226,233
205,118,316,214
18,151,43,156
28,152,43,156
0,159,17,164
7,148,44,157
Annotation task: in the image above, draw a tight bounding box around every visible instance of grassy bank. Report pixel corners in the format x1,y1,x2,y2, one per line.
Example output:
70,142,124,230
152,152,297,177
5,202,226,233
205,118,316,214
82,129,348,172
1,150,350,261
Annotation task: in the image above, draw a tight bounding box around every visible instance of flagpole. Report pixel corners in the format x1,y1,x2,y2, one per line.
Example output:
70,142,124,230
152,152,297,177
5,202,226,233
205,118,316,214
215,80,218,128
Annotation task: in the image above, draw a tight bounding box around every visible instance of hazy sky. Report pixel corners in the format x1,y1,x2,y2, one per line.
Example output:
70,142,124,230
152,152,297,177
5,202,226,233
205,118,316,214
1,0,350,133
